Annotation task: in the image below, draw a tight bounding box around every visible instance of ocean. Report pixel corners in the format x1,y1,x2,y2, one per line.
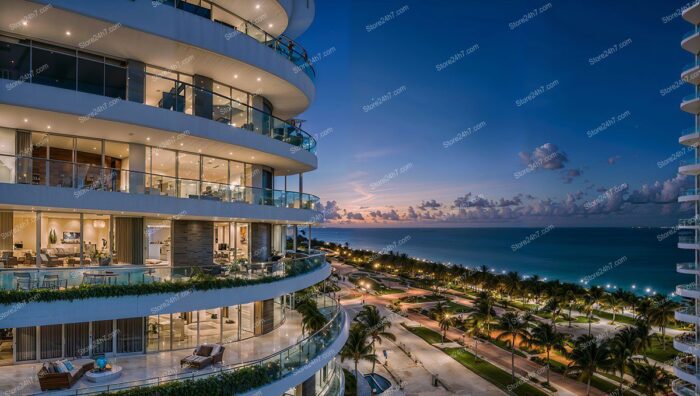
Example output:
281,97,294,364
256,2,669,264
312,227,691,295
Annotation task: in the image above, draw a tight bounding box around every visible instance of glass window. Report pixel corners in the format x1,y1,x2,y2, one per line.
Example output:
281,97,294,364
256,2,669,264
105,141,129,192
41,212,81,267
12,211,37,266
92,320,114,355
64,322,89,358
202,156,227,198
178,152,199,198
105,62,127,100
32,45,76,90
77,57,104,95
230,161,244,186
0,128,15,183
40,324,62,359
83,214,110,265
15,327,36,362
0,328,13,365
0,37,30,81
116,318,144,353
148,148,176,196
48,135,74,188
145,219,171,265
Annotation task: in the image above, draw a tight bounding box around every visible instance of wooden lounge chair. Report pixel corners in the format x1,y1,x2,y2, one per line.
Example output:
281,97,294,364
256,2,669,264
180,344,224,369
40,254,63,267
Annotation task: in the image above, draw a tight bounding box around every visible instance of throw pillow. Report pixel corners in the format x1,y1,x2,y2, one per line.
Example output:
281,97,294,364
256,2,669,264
64,360,74,371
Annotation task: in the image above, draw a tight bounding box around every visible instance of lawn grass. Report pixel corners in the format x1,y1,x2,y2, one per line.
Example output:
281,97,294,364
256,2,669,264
442,300,471,313
444,348,549,396
403,324,444,344
490,338,528,358
644,335,679,362
399,294,445,303
374,287,406,295
592,310,635,325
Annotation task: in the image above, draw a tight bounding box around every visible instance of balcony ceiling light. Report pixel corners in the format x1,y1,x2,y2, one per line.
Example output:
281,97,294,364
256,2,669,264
234,74,238,79
65,31,71,36
255,4,261,9
23,118,28,123
257,77,261,82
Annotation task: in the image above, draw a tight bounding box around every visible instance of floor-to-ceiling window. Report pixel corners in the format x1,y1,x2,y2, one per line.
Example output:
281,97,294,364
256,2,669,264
144,219,171,265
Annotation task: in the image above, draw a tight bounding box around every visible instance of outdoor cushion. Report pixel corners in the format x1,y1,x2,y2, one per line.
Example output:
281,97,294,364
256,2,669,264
63,360,74,371
196,345,213,357
53,361,68,373
210,344,221,356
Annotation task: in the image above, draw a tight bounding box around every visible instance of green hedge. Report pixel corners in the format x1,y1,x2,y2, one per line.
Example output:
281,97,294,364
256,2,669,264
107,365,273,395
0,261,321,305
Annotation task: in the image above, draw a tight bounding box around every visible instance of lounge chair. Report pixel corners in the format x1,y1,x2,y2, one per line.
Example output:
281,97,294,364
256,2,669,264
180,344,224,369
40,254,63,267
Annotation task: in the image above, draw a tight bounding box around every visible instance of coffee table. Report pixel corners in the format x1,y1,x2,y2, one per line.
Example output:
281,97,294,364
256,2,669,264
85,365,123,383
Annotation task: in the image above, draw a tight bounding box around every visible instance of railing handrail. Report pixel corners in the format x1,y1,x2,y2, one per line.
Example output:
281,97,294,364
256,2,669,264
0,154,320,204
163,0,315,78
144,71,316,150
67,296,344,395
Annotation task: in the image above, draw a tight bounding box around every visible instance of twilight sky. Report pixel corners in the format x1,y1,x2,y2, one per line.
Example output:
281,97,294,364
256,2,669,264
296,0,693,227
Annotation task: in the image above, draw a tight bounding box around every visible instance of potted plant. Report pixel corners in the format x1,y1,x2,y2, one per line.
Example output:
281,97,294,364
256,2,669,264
48,229,57,245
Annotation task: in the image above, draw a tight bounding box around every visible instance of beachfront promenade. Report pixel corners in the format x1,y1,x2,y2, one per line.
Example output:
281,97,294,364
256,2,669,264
333,260,664,396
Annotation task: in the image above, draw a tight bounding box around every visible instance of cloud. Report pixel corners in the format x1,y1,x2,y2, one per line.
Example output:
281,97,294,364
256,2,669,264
346,212,365,220
562,169,583,184
418,199,442,210
368,209,401,221
608,155,621,165
518,143,568,170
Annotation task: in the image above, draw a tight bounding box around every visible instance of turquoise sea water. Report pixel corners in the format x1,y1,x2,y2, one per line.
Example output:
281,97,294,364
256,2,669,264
312,227,690,295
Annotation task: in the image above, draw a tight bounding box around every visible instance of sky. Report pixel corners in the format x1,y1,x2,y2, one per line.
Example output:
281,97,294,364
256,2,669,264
295,0,694,227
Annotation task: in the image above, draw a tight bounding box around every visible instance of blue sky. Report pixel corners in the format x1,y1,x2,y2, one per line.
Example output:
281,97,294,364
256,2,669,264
297,0,693,227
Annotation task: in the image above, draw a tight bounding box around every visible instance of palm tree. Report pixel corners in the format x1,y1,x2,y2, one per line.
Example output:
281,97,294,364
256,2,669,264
631,362,671,395
602,294,625,324
648,297,679,350
496,311,532,382
473,291,496,337
609,327,640,394
438,311,454,344
530,322,566,385
503,271,520,302
296,298,326,335
633,321,654,357
464,312,486,360
567,335,613,396
635,298,653,324
564,289,577,328
544,296,563,329
340,324,377,376
356,305,396,374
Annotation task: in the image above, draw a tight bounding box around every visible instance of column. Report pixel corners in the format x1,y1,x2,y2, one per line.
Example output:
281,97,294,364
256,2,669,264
193,75,213,120
128,144,146,194
35,212,41,267
126,60,146,103
79,213,84,266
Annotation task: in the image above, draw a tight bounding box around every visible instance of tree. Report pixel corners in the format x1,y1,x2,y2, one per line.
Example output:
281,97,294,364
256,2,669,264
609,327,640,394
631,362,671,395
564,289,578,328
633,321,654,357
602,294,625,324
648,297,679,350
438,311,454,344
340,324,377,376
464,312,486,360
578,295,595,336
473,291,496,337
356,305,395,374
503,271,521,302
530,322,566,385
496,311,532,382
567,335,613,396
296,298,326,335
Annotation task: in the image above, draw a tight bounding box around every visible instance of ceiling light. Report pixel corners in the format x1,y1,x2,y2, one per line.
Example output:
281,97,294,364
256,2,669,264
233,74,238,79
146,137,150,141
46,125,51,129
255,4,260,9
256,77,261,82
65,31,71,36
21,21,27,26
268,24,273,28
23,118,28,123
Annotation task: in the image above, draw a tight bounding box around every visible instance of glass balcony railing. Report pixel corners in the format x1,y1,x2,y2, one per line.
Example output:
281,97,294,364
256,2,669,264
0,251,327,291
0,155,319,209
683,92,700,103
684,60,700,74
157,0,315,80
680,158,700,167
681,127,700,137
684,27,700,41
68,297,345,395
679,236,700,244
0,35,317,153
681,189,700,197
144,72,316,151
678,262,700,272
673,380,697,396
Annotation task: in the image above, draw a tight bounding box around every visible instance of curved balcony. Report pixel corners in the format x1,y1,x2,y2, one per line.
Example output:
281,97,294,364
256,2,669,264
684,1,700,24
680,189,700,203
677,283,700,299
675,356,700,386
62,302,348,395
0,155,318,209
0,36,316,153
680,159,700,175
683,60,700,85
679,236,700,250
683,28,700,54
156,0,314,80
676,333,700,356
680,127,700,146
673,379,698,396
678,262,700,275
0,253,331,328
681,92,700,114
677,306,700,326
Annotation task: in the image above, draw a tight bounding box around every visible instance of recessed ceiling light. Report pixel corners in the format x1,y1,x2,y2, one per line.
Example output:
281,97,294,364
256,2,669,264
180,143,184,146
255,4,260,9
146,137,150,141
21,21,27,26
229,152,232,155
23,118,28,123
268,24,273,28
233,74,238,79
198,149,202,153
256,77,261,82
65,31,71,36
251,156,255,159
46,125,51,129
